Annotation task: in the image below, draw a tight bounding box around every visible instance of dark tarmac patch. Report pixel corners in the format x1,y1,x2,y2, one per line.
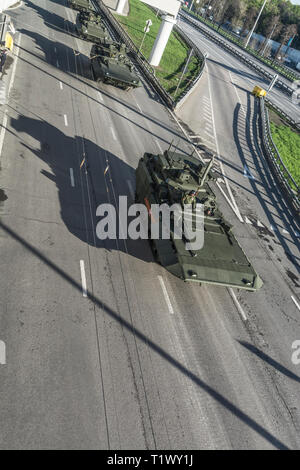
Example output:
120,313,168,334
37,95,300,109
0,188,7,202
41,142,50,153
286,269,300,288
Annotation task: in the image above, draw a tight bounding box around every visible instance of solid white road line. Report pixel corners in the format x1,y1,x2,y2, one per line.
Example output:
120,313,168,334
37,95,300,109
59,81,63,90
245,216,252,224
80,260,87,298
136,102,142,113
111,127,117,140
64,114,68,127
228,288,247,322
156,139,163,153
291,296,300,312
158,275,174,314
70,168,75,187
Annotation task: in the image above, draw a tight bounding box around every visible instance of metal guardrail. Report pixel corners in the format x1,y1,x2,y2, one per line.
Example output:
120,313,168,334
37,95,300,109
180,12,294,97
182,9,300,84
173,23,205,106
91,1,205,109
259,97,300,218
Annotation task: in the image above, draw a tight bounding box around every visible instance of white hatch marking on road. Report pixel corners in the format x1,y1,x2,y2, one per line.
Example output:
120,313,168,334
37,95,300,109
127,180,135,199
80,260,88,298
294,230,300,238
245,216,252,224
64,114,68,127
204,130,214,137
98,91,103,102
70,168,75,187
59,81,63,90
270,224,277,231
136,102,142,112
291,296,300,312
257,220,264,227
206,63,243,223
283,229,289,234
244,164,255,180
111,127,117,140
158,276,174,314
228,288,247,322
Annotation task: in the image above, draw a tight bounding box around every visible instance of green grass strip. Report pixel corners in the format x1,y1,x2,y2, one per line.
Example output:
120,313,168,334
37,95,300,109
270,121,300,189
114,0,201,98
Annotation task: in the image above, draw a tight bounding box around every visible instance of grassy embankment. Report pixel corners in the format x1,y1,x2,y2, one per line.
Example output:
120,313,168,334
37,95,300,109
183,7,298,83
269,110,300,189
115,0,201,99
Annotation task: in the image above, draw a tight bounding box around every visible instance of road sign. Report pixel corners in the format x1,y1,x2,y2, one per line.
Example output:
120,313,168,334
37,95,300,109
144,19,152,33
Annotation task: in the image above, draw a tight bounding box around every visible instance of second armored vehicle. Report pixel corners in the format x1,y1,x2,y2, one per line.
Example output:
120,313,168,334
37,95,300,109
69,0,94,12
135,149,263,291
76,11,110,43
90,41,141,90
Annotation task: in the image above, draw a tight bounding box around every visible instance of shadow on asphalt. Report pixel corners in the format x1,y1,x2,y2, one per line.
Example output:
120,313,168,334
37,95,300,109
239,341,300,384
232,97,300,273
0,217,291,449
12,27,190,155
10,113,154,263
207,57,269,85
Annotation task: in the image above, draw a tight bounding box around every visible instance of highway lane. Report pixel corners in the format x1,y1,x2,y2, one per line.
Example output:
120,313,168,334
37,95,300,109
179,15,300,124
0,0,299,449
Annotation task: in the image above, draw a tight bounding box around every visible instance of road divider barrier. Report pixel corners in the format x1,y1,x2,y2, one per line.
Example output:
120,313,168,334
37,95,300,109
181,9,300,84
179,11,294,98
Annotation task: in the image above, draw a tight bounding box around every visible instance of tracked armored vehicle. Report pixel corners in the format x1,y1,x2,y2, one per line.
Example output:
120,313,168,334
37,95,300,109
76,11,109,43
69,0,94,12
135,150,263,291
90,41,141,90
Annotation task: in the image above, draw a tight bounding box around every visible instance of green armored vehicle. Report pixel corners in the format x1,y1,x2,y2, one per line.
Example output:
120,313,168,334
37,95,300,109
76,11,109,43
90,41,141,90
69,0,94,12
135,149,263,291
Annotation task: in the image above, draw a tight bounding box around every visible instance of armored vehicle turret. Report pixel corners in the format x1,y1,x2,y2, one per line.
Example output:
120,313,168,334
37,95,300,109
69,0,94,12
90,41,141,90
135,149,263,291
76,11,110,43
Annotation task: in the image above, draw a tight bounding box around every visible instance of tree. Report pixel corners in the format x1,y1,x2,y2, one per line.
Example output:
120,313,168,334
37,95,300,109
240,6,258,37
218,0,242,29
258,15,282,55
275,23,298,60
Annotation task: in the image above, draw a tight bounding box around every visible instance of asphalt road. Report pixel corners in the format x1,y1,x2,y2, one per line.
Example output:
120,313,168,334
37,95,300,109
0,0,299,450
179,13,300,123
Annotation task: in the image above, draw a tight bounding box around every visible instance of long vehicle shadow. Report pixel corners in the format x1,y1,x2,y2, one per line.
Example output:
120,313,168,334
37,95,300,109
0,218,290,450
10,113,154,263
23,0,75,35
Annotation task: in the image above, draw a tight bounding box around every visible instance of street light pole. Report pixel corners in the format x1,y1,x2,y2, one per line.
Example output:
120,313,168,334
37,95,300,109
244,0,268,49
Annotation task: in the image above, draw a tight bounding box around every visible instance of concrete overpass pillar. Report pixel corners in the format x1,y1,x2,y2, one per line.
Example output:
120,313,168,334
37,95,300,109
149,14,177,67
116,0,127,15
